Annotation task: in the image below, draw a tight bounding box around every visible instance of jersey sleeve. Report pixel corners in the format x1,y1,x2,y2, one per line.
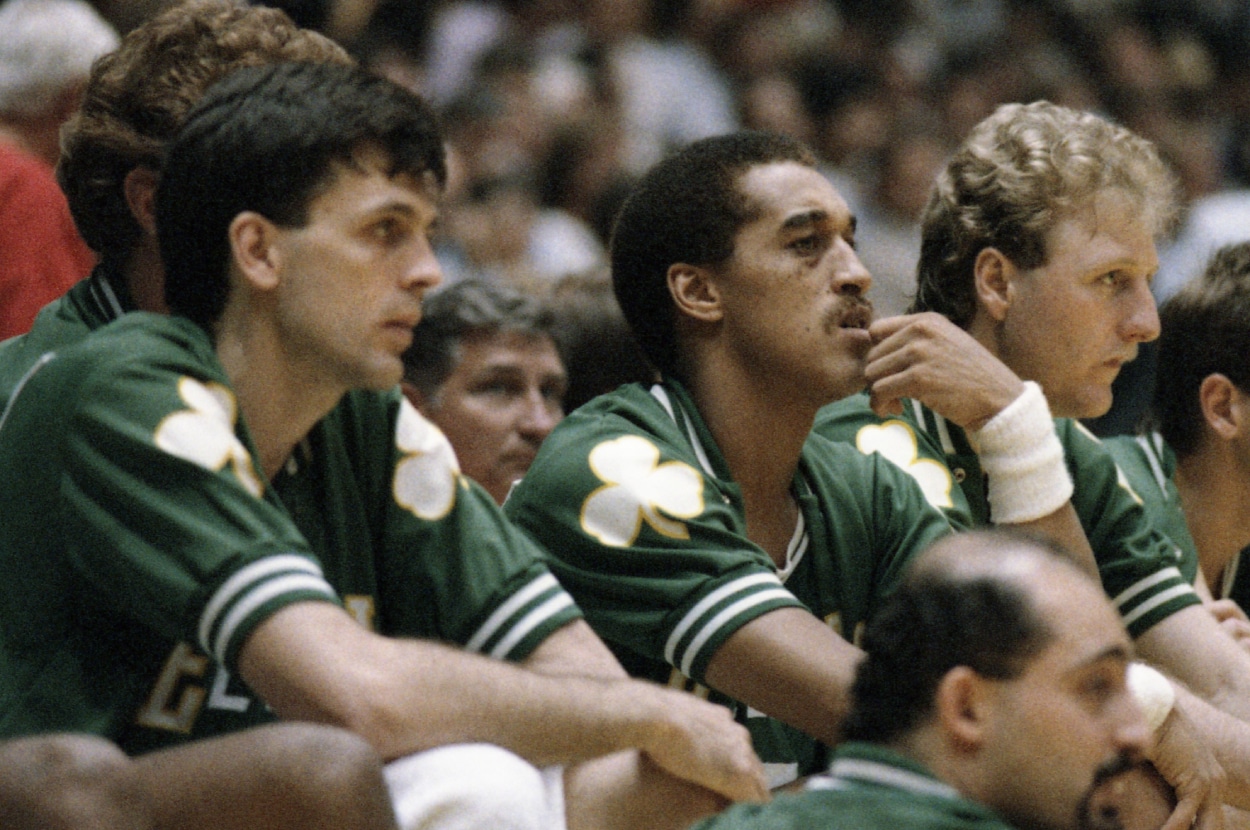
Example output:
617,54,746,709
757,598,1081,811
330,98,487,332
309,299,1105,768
1102,433,1201,582
370,397,581,662
1059,421,1200,637
47,331,339,670
504,408,807,684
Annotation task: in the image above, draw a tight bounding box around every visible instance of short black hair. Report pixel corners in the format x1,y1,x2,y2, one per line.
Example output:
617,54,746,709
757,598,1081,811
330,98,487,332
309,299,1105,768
1153,241,1250,457
608,131,816,380
842,530,1057,744
156,61,445,330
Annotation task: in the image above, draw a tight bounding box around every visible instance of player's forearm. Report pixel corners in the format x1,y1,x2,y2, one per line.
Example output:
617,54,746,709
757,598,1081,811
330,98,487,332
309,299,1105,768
1173,685,1250,811
239,603,735,770
1136,605,1250,723
1004,503,1099,580
703,607,860,746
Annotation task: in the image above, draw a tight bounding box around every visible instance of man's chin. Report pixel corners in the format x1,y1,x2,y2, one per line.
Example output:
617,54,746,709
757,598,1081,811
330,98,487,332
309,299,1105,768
1079,764,1174,830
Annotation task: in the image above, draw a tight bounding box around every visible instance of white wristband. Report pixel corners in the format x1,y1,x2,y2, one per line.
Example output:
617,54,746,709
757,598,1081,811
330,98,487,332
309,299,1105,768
1127,662,1176,733
968,381,1073,524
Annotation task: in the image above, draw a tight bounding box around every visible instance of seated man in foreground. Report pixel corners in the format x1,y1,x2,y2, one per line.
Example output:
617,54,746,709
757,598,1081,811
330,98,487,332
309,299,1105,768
0,62,766,830
505,131,955,787
691,529,1156,830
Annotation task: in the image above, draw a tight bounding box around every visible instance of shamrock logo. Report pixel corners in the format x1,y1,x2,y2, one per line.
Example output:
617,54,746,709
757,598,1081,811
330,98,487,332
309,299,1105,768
855,421,954,509
154,377,263,497
580,435,704,547
393,401,460,520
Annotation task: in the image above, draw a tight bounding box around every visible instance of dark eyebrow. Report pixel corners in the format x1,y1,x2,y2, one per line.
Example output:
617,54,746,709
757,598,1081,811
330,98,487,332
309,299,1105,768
781,209,827,231
1075,643,1132,672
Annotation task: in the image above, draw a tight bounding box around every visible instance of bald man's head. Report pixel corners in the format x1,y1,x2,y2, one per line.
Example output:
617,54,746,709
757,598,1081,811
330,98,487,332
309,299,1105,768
845,529,1115,744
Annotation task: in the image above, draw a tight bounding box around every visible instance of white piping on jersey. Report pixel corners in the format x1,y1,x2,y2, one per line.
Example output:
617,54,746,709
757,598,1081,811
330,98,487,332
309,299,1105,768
486,593,577,660
677,588,795,678
776,512,808,583
910,399,958,456
650,384,715,477
92,272,125,320
213,574,335,664
1223,554,1241,600
762,762,799,789
1135,433,1170,496
1111,566,1185,612
664,572,784,666
650,382,809,580
820,758,960,800
466,572,563,653
198,555,331,661
0,350,56,436
1119,583,1198,631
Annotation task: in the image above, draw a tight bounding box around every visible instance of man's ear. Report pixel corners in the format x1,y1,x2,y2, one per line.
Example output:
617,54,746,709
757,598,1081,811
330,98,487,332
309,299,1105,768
123,167,160,236
934,666,993,752
1199,373,1241,441
973,248,1015,323
668,263,723,324
228,211,283,292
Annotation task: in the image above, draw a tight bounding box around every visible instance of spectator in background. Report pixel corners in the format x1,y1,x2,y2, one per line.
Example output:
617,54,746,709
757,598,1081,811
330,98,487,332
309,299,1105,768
0,0,116,339
544,268,655,414
852,117,952,319
403,279,567,505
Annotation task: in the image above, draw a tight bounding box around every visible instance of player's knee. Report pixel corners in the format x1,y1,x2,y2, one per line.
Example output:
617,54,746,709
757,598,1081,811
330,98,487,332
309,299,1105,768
249,723,395,829
0,734,144,830
385,743,562,830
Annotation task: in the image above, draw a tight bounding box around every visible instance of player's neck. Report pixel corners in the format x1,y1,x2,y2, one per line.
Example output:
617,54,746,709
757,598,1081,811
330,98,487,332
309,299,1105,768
215,311,345,481
684,353,812,561
1175,446,1250,588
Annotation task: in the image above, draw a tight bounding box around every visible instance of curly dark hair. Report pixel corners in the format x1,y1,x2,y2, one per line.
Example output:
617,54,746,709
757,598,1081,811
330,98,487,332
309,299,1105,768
57,0,351,268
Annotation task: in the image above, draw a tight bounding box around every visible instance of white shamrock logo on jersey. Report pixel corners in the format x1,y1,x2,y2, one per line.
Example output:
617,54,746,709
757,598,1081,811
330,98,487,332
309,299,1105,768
393,400,460,520
855,421,954,509
579,435,704,547
154,377,263,497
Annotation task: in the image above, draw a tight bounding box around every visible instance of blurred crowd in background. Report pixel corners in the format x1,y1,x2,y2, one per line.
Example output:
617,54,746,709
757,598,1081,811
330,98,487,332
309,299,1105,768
18,0,1250,431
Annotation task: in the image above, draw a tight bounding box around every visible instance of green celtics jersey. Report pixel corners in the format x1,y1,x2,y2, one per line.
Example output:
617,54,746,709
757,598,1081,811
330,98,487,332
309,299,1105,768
504,381,952,785
0,313,578,754
1105,432,1250,610
0,262,131,406
689,743,1014,830
814,392,1200,638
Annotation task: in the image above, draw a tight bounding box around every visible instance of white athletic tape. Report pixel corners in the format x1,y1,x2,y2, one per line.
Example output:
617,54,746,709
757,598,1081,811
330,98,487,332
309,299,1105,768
1126,662,1176,733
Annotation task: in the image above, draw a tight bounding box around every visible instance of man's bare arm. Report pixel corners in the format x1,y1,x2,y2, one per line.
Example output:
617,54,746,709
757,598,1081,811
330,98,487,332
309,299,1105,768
702,606,862,747
238,601,768,803
1136,604,1250,723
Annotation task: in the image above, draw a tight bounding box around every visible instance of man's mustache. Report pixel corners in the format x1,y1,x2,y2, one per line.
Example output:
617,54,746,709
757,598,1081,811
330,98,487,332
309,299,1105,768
1078,753,1148,830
